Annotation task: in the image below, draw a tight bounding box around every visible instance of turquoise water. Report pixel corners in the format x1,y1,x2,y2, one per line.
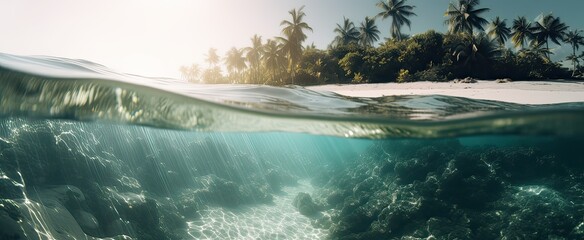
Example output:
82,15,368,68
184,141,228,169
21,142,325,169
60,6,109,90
0,53,583,239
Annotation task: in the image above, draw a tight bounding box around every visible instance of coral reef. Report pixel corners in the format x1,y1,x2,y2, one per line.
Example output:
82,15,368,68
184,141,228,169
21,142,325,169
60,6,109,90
314,138,584,239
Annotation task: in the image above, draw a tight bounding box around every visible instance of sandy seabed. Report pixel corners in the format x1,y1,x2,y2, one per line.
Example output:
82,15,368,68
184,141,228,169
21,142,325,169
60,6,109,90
308,80,584,104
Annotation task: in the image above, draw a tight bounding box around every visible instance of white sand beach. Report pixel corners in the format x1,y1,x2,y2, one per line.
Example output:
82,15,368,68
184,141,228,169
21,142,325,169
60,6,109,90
308,80,584,105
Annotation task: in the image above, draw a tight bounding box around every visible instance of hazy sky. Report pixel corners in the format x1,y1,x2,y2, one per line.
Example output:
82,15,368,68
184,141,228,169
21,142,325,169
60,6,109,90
1,0,583,78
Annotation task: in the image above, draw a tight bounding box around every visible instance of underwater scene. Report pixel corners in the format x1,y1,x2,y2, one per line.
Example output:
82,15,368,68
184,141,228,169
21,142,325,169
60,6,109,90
1,54,584,240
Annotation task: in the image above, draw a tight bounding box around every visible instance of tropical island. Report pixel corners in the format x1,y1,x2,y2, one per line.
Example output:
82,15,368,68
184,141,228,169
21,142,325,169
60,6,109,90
180,0,584,86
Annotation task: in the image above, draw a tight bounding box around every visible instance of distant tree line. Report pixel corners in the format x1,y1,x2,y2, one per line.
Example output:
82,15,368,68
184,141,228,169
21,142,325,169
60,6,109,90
180,0,584,85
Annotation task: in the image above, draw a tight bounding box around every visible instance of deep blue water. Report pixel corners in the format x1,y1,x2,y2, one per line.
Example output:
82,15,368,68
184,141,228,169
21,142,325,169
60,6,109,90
0,53,583,239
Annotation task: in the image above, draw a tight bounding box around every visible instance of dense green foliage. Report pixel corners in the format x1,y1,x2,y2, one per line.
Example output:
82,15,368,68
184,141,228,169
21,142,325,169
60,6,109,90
181,1,580,85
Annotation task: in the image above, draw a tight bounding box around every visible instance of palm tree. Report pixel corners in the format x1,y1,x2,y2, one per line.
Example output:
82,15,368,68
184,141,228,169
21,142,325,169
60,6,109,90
224,47,247,83
530,14,568,59
202,67,222,84
487,17,511,47
332,17,359,47
280,6,313,83
179,64,201,83
564,30,584,58
204,48,222,83
511,16,533,50
359,17,381,47
205,48,220,68
519,42,552,61
566,54,581,76
451,33,500,77
453,33,500,66
244,35,263,84
305,43,317,50
563,30,584,75
262,39,286,84
376,0,416,41
445,0,490,36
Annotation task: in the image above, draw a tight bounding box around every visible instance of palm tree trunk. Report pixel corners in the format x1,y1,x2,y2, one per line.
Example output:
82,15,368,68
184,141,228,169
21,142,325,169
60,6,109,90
573,46,577,77
546,41,550,61
289,59,295,85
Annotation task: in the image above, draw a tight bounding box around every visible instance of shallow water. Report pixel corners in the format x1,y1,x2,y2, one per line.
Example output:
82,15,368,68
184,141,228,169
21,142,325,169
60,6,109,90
0,53,583,239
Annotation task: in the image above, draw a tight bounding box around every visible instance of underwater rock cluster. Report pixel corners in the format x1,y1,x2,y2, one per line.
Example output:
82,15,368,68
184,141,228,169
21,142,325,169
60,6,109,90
1,119,583,239
0,121,301,240
313,138,584,239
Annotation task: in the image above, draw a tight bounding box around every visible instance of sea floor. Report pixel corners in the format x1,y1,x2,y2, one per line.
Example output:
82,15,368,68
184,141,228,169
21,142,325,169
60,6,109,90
187,180,328,239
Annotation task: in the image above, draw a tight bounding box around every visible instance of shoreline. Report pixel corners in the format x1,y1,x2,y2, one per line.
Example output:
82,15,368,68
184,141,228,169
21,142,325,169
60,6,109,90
308,80,584,105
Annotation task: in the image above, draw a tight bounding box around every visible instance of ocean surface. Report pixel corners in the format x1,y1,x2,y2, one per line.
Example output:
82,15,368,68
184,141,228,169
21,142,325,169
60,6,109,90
0,53,583,240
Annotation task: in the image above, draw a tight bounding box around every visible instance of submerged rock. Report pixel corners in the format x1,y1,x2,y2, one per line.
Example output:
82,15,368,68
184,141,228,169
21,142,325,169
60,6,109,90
194,174,244,207
293,192,320,216
0,200,26,240
497,186,582,239
438,151,504,208
0,178,24,199
72,210,100,231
